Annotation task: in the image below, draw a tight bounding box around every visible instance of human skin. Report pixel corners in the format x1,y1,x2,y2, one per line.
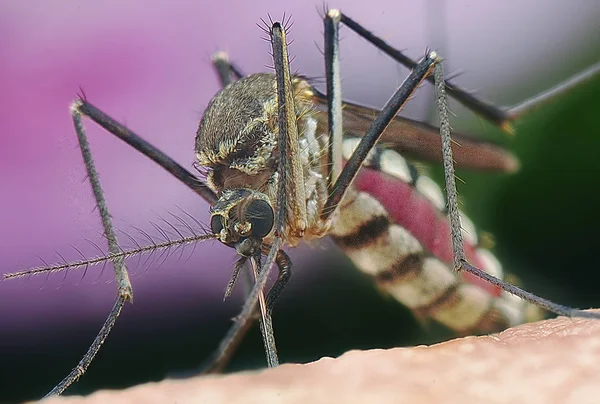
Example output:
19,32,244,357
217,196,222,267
39,315,600,404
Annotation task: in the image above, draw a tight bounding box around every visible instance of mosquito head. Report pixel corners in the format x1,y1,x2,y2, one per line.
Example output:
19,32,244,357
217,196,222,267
196,72,316,251
210,188,275,256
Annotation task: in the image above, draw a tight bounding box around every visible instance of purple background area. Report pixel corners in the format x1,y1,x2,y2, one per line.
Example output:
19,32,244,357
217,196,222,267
1,0,599,373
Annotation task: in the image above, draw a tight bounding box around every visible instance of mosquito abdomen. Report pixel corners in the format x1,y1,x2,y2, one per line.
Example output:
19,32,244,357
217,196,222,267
330,139,542,334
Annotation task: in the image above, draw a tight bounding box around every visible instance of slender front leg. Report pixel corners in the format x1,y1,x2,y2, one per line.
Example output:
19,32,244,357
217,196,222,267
45,101,135,396
338,12,510,130
205,20,304,372
433,57,600,320
201,249,291,373
272,21,308,237
324,9,344,192
211,51,278,367
338,12,600,133
75,98,217,204
321,47,438,220
211,51,245,88
265,250,292,313
38,96,220,396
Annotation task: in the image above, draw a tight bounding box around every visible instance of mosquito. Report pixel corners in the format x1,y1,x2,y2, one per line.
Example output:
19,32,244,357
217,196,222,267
4,9,600,397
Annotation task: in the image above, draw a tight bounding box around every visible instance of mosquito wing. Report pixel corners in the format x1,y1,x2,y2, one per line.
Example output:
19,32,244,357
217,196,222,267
311,90,519,173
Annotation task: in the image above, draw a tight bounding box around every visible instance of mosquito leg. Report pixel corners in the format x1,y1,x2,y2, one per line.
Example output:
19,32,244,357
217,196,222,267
338,11,600,133
270,20,307,237
211,51,245,88
433,58,600,321
199,18,317,375
336,12,510,130
322,50,439,220
44,103,136,396
240,18,304,366
433,62,466,272
211,49,279,366
265,250,292,314
252,250,293,368
224,256,247,300
506,61,600,120
211,51,282,366
324,9,344,191
199,308,260,374
212,49,285,368
46,298,125,396
74,98,217,205
200,249,289,374
203,20,306,372
41,99,221,395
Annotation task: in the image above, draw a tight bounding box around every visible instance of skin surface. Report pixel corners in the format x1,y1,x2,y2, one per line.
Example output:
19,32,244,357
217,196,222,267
39,315,600,404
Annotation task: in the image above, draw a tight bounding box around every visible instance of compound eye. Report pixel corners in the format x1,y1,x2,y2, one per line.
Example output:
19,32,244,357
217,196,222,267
245,199,274,239
210,214,224,235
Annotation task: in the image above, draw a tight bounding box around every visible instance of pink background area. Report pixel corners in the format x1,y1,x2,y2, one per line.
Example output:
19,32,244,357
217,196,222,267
1,0,599,347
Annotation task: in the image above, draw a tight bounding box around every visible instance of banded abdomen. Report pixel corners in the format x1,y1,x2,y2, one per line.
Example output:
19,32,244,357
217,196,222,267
330,138,543,334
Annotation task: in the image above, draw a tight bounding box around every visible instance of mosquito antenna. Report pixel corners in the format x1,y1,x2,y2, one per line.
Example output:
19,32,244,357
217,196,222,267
117,227,145,270
155,214,188,262
434,56,600,320
5,233,216,281
166,209,204,263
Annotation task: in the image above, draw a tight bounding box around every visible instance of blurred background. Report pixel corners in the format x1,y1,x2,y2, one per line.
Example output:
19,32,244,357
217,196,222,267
1,0,599,402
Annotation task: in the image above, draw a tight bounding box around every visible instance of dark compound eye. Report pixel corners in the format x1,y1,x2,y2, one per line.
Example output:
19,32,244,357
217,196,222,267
245,199,274,239
210,214,224,235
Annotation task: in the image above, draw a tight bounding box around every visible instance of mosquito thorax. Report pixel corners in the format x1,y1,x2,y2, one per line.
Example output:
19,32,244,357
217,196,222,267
195,73,314,177
196,73,331,247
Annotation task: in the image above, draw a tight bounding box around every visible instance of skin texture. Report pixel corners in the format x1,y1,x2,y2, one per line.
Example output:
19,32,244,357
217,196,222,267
39,314,600,404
